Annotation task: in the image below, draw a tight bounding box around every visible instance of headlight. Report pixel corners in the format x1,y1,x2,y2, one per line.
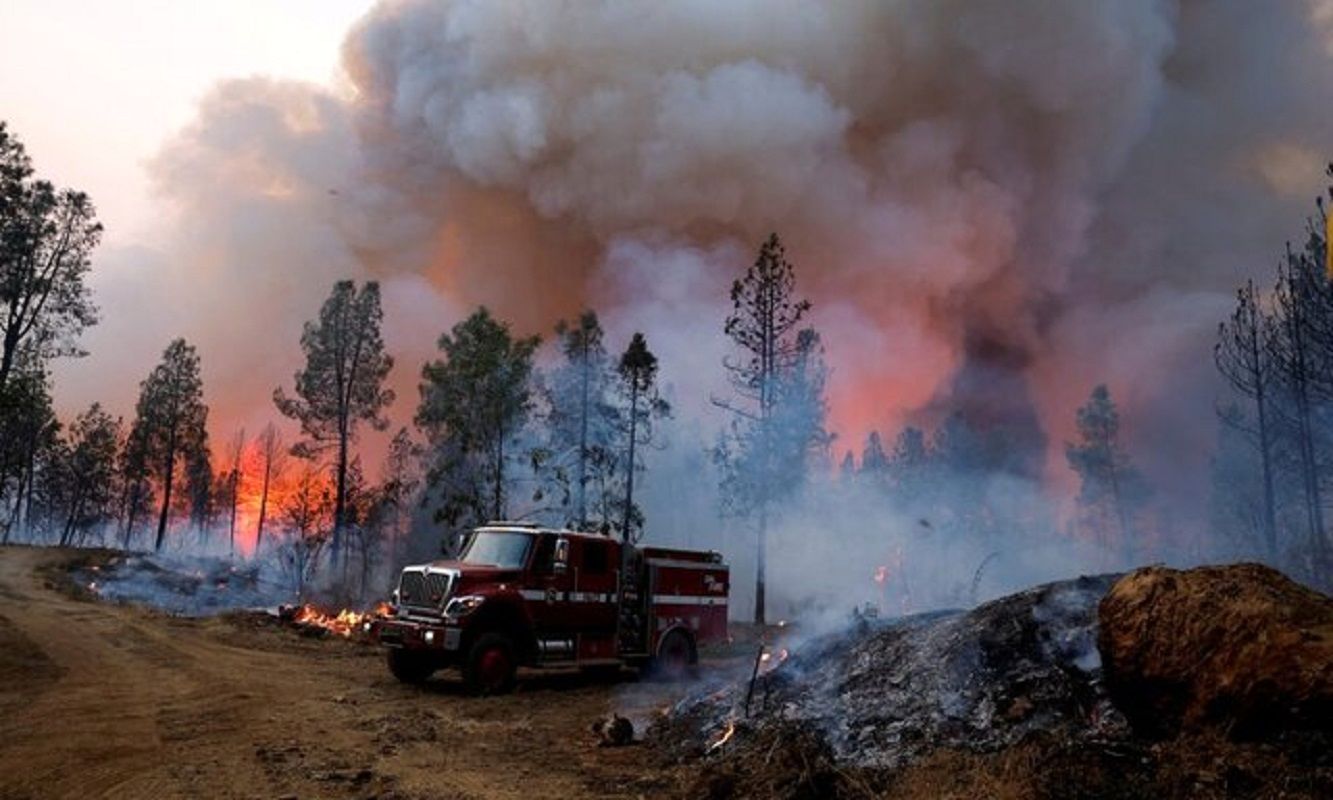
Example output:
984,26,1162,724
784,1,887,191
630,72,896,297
444,595,485,619
424,630,436,644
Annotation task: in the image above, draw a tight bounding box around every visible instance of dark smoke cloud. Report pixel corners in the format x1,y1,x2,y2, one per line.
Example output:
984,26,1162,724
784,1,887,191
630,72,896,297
59,0,1333,527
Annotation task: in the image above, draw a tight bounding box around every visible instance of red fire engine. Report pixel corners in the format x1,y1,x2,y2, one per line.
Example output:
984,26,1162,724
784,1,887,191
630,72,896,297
369,523,730,694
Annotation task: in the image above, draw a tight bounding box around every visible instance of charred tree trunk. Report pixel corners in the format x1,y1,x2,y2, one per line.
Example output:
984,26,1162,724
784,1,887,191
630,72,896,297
154,430,178,553
622,379,639,542
332,420,349,568
493,418,505,521
256,458,272,555
577,350,590,527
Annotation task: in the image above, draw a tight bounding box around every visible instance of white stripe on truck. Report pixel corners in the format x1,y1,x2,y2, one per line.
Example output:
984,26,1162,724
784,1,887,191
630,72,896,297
517,589,616,603
651,594,726,606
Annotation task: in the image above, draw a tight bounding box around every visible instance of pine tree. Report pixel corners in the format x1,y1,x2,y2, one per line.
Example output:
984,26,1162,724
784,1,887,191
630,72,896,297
130,339,210,552
118,413,151,549
274,280,394,568
53,403,121,547
715,233,819,624
0,122,101,398
861,432,888,476
0,358,57,543
417,307,539,541
547,311,621,528
281,466,333,598
223,429,246,556
373,427,422,568
183,435,214,538
616,332,670,541
1066,385,1145,560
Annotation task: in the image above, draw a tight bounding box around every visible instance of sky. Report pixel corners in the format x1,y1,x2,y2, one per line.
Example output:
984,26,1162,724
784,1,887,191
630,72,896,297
0,0,372,247
2,0,1332,528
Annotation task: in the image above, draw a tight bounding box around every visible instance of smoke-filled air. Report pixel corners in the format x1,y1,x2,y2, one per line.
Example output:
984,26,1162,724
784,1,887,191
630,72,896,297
5,2,1333,798
5,0,1333,615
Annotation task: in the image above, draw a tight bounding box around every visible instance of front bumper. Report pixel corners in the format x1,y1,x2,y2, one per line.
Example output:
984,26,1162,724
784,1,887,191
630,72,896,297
371,617,463,652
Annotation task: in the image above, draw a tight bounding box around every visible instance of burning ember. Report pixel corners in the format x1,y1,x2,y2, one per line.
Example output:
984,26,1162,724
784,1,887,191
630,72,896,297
758,647,790,674
707,719,737,753
873,545,911,615
287,602,391,638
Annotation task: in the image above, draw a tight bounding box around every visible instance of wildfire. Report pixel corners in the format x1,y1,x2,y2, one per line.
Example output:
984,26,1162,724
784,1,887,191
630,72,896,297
707,719,737,753
289,602,391,637
758,646,790,674
873,545,912,615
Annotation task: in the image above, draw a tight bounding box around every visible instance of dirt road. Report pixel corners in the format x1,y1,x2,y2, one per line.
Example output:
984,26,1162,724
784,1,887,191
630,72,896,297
0,546,684,800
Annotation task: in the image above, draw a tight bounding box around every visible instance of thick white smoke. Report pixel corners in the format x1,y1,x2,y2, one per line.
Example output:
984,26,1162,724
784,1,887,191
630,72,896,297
59,0,1333,612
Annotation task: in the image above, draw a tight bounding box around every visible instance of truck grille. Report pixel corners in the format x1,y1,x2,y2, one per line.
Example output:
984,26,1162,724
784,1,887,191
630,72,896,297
397,569,453,609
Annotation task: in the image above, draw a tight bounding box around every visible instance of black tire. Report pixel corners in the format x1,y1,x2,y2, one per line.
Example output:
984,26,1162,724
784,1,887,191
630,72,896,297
647,629,695,682
386,648,435,684
463,632,517,695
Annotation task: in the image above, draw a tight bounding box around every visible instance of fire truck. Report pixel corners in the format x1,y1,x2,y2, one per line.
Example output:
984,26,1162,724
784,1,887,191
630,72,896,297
368,522,730,694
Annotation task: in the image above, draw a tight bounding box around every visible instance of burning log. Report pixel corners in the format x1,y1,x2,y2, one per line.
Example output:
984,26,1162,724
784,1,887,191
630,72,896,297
279,602,391,638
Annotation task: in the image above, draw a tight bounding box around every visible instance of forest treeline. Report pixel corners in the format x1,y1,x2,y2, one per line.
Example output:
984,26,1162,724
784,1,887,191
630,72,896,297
1,120,1329,610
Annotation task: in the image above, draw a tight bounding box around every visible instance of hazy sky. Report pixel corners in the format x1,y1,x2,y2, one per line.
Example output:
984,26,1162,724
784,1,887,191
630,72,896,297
0,0,373,245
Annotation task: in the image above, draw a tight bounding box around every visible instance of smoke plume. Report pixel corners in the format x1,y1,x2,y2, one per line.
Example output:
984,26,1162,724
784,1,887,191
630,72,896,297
63,1,1333,590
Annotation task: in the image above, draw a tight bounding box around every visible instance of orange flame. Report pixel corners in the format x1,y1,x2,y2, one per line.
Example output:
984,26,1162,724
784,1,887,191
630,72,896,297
707,719,737,753
290,602,391,637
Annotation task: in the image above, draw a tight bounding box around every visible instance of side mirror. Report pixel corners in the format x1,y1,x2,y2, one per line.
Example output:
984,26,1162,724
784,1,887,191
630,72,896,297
554,538,570,573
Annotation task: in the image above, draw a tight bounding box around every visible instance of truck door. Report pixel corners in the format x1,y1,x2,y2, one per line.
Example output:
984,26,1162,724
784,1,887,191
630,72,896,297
572,538,619,660
527,533,578,662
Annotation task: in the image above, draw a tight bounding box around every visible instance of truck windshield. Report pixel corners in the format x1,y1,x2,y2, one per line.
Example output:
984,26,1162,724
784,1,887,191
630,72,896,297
460,531,534,569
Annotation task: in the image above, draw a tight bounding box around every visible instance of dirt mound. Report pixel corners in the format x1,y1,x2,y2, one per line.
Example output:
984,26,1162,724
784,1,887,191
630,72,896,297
1098,563,1333,738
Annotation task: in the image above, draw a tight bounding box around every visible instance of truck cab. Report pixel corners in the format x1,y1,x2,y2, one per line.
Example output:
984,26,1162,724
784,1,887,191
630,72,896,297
371,523,729,694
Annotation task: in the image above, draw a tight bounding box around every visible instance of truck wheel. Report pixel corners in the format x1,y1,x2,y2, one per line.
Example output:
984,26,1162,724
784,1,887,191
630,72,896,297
386,649,435,684
464,633,517,695
648,630,695,681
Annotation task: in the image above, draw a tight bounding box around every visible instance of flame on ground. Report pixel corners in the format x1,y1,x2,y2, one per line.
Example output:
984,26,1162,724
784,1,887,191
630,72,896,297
290,602,391,637
759,646,790,674
707,719,737,753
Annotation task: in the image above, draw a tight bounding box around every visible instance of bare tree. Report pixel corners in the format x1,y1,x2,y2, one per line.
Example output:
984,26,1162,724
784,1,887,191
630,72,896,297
254,423,286,556
225,429,246,556
1215,280,1278,557
1268,248,1327,565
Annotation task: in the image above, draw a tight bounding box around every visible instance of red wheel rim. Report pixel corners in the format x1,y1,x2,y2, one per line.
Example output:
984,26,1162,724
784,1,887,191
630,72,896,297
478,647,510,690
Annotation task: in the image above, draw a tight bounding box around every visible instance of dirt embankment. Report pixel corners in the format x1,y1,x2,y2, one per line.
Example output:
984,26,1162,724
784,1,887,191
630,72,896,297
0,546,684,800
1099,563,1333,738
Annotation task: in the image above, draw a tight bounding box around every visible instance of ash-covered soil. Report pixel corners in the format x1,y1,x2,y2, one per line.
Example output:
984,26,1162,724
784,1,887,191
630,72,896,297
0,546,695,800
656,568,1333,799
